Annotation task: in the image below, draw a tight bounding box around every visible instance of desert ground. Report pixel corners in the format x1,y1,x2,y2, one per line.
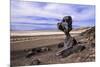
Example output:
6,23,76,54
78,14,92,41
11,27,95,66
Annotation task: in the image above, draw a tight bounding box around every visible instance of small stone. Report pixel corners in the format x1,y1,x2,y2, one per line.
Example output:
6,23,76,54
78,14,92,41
40,47,50,52
74,45,85,52
26,48,37,58
77,41,82,44
31,59,41,65
36,48,42,52
72,38,77,46
91,43,95,48
26,51,35,58
58,42,64,48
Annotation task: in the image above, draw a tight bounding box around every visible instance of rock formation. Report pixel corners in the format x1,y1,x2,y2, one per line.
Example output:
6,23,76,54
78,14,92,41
56,16,85,57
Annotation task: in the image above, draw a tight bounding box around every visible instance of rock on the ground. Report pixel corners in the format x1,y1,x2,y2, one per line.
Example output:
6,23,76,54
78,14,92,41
91,43,95,48
58,42,64,48
30,59,41,65
59,45,86,58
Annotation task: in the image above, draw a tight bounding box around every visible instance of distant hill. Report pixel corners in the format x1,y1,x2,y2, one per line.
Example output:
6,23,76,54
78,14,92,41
80,26,95,37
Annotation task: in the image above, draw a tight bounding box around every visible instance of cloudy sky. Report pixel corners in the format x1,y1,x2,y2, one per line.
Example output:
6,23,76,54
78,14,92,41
11,0,95,31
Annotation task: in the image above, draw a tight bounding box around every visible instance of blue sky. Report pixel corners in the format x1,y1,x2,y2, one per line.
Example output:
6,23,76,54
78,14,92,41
11,0,95,31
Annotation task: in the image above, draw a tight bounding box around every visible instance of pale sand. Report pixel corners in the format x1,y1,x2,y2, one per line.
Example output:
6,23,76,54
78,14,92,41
11,29,88,36
11,28,89,51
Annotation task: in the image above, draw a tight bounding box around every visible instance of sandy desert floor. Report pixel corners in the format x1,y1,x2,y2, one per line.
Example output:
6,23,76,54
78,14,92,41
11,28,95,66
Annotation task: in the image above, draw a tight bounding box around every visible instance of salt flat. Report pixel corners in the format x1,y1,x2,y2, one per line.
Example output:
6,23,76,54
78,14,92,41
11,29,88,36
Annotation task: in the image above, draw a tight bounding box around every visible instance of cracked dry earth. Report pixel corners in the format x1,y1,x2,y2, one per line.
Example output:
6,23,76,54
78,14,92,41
11,27,95,66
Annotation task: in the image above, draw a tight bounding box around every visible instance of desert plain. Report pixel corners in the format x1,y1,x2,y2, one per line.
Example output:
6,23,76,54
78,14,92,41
11,27,95,66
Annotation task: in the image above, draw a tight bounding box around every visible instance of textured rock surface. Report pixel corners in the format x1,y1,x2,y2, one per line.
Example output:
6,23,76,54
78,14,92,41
56,16,77,56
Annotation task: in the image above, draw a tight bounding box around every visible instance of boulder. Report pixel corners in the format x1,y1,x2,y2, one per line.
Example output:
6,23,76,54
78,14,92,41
59,45,86,58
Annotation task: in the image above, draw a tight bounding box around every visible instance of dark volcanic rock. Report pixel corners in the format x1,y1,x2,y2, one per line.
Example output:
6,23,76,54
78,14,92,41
26,47,51,58
36,48,42,53
91,43,95,48
72,38,77,46
58,42,64,48
26,48,40,58
59,45,86,58
77,41,83,44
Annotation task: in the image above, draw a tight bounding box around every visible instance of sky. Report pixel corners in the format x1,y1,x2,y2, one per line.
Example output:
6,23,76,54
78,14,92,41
11,0,95,31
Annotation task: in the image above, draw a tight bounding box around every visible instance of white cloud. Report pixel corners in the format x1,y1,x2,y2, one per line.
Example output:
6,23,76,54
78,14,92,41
11,0,95,30
11,1,62,18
